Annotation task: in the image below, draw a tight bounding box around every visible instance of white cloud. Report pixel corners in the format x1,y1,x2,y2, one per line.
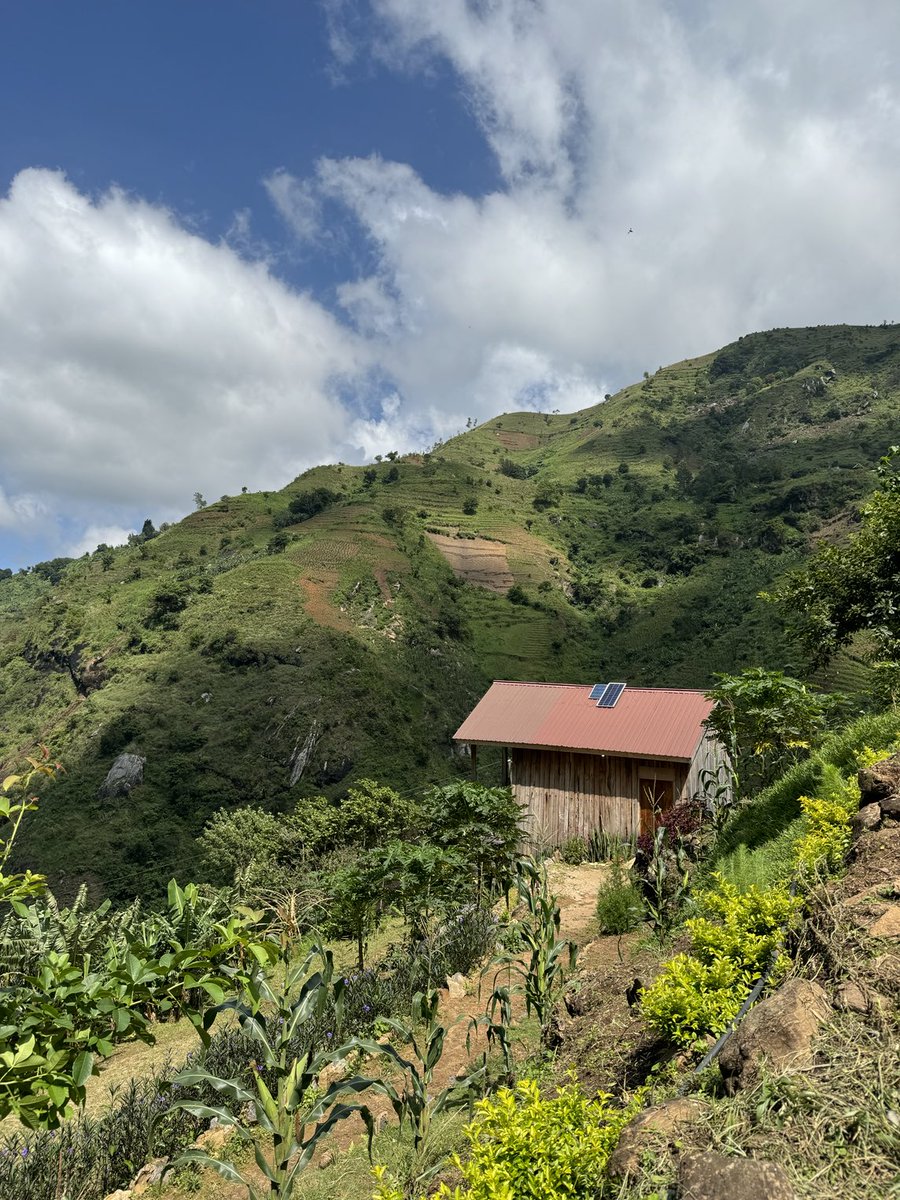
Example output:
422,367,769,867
279,0,900,427
67,525,133,558
0,169,372,558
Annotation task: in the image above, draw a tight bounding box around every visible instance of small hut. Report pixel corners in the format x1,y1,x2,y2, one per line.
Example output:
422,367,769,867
453,681,726,844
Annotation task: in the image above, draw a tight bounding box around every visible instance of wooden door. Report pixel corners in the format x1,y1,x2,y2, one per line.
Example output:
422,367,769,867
639,778,674,837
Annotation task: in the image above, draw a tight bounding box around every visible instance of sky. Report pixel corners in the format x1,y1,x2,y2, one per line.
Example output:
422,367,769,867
3,1,900,569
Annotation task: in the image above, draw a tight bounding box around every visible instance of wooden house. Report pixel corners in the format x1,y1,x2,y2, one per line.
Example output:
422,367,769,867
453,681,726,844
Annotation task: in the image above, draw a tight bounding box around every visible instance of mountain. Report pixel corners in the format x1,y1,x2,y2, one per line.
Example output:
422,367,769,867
2,323,898,900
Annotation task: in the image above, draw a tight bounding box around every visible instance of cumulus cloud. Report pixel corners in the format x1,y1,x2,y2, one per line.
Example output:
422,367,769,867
0,169,375,560
6,2,900,565
274,0,900,433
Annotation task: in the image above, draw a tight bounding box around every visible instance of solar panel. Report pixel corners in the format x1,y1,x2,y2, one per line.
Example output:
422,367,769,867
597,682,626,708
589,683,608,701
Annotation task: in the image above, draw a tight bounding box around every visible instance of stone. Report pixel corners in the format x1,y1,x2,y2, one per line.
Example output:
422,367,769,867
858,754,900,806
867,904,900,939
194,1124,231,1154
678,1151,796,1200
98,753,146,799
377,1113,390,1132
131,1157,170,1194
446,972,467,999
607,1097,706,1178
718,978,830,1095
881,795,900,819
318,1058,348,1089
318,1151,335,1170
834,980,871,1013
104,1192,133,1200
851,803,882,836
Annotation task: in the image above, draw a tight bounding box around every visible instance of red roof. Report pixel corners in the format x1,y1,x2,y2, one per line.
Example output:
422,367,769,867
454,681,714,762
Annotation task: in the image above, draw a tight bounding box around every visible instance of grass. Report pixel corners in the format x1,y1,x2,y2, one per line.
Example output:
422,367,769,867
711,708,900,889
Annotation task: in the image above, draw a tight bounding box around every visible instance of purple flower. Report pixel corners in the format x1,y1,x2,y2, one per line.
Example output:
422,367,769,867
325,1032,332,1040
362,1005,371,1014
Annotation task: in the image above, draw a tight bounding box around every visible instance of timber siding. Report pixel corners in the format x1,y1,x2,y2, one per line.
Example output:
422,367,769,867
510,747,693,846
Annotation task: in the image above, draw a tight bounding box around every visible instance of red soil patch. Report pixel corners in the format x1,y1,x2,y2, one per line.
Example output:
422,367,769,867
494,430,540,450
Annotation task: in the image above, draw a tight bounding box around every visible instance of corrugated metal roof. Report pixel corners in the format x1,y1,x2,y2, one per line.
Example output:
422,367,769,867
454,681,715,761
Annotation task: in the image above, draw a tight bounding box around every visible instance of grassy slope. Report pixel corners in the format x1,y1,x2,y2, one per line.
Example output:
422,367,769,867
2,323,900,899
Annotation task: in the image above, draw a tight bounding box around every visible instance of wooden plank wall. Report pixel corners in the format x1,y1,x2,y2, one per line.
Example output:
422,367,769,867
684,733,732,804
510,748,691,847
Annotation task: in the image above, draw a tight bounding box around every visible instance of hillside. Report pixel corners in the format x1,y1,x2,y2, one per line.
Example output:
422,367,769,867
2,322,899,900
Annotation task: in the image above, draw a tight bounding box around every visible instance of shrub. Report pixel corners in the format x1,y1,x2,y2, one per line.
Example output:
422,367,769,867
640,875,798,1047
372,1077,639,1200
559,836,587,864
595,861,645,934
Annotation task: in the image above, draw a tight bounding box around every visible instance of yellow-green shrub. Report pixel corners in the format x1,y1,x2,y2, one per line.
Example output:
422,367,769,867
793,761,861,877
372,1078,640,1200
640,876,798,1048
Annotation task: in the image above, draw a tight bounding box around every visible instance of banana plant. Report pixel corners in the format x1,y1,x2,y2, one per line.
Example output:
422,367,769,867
163,946,376,1200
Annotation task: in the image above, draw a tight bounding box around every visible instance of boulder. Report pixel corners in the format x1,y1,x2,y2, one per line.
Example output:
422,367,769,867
718,979,830,1095
851,803,882,836
318,1058,348,1090
881,795,900,819
446,972,468,999
98,753,146,799
858,755,900,806
867,904,900,940
678,1151,795,1200
194,1124,231,1154
607,1097,706,1178
131,1158,169,1194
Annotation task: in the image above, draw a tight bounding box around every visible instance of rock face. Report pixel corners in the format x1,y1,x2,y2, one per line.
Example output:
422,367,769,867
607,1097,706,1178
718,978,830,1095
98,753,146,799
678,1151,796,1200
852,802,882,836
858,754,900,806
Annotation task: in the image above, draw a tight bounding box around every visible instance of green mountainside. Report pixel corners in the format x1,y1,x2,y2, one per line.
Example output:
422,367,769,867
2,322,898,900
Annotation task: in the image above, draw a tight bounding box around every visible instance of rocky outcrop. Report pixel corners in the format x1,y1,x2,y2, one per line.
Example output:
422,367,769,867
718,978,830,1095
98,753,146,799
678,1151,795,1199
608,1097,706,1178
858,754,900,807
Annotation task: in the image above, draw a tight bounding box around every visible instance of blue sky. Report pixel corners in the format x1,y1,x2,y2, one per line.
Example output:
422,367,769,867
2,0,900,569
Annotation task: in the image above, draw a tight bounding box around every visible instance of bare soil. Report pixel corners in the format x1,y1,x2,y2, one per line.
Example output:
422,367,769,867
425,533,515,593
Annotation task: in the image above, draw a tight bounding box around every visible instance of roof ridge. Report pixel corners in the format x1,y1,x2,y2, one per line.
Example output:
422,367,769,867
491,680,708,694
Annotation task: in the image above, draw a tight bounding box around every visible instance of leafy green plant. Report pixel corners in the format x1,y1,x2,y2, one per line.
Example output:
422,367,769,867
594,859,645,934
372,1076,640,1200
640,875,799,1048
351,988,486,1192
166,947,376,1200
559,836,587,865
639,827,691,942
491,860,576,1039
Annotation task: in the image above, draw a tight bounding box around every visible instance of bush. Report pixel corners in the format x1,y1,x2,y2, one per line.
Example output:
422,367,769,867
373,1077,639,1200
640,875,798,1047
559,836,587,864
595,861,645,934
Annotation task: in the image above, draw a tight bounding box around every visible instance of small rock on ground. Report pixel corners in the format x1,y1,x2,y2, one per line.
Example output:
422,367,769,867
867,904,900,939
852,803,882,836
608,1097,706,1177
446,972,468,998
679,1151,795,1199
318,1150,335,1170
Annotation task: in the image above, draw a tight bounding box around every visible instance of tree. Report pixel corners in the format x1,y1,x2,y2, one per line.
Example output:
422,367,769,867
140,518,157,540
705,668,842,798
771,447,900,674
193,492,207,509
337,779,419,850
420,782,522,903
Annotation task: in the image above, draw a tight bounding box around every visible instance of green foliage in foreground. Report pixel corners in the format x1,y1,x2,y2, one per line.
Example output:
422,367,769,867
372,1077,641,1200
594,859,645,934
642,735,891,1048
640,877,799,1048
